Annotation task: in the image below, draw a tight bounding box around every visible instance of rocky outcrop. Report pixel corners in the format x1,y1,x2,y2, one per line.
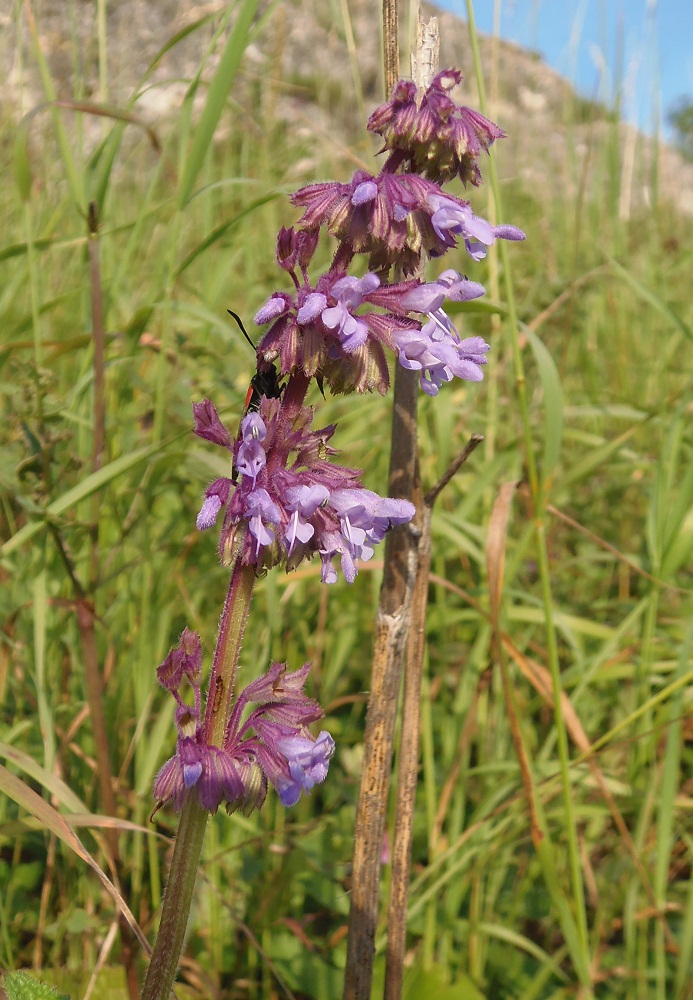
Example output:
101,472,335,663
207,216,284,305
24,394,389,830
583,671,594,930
3,0,691,213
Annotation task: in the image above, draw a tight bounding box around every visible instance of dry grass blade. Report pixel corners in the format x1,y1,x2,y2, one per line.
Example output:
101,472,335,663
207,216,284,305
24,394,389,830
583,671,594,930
547,502,691,595
500,633,677,947
486,480,519,624
486,482,676,947
0,764,150,955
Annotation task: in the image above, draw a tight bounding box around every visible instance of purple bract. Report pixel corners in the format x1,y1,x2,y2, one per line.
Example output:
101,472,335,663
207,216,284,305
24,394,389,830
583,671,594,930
193,397,416,581
153,638,335,815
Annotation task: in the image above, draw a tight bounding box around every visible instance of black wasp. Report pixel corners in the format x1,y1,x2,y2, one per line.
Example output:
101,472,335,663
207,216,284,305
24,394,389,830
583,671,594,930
227,310,283,415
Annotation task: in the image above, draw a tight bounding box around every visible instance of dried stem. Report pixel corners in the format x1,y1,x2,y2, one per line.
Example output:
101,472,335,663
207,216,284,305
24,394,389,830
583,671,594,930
342,366,421,1000
88,201,106,587
383,506,430,1000
382,0,399,93
343,8,442,998
385,437,481,1000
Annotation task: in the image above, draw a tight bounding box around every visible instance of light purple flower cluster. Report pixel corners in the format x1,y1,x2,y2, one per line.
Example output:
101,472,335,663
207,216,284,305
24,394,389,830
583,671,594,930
252,70,524,397
153,67,526,821
367,68,506,186
193,397,416,582
291,171,523,276
153,629,334,814
254,227,491,396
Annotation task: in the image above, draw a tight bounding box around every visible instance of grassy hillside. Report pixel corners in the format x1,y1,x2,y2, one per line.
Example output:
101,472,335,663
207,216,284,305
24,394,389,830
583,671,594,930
0,2,691,998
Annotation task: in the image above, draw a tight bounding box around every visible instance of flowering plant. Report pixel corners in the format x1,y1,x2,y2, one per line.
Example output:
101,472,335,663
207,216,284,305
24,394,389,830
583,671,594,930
142,66,523,1000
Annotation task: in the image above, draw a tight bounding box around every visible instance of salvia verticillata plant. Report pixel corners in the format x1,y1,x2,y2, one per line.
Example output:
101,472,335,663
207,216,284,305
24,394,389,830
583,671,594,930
141,67,524,1000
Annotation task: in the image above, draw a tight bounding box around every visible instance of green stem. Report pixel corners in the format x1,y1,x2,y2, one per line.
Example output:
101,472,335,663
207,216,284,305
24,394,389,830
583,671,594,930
204,562,256,747
24,201,46,444
535,520,591,980
142,560,256,998
140,793,209,1000
635,590,659,770
153,212,183,443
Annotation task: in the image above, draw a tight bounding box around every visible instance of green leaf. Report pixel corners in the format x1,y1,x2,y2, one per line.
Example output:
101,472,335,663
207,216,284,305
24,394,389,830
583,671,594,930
0,442,167,560
65,908,91,934
177,0,260,208
403,963,485,1000
444,297,510,317
174,192,280,275
610,257,693,342
0,238,58,262
2,971,70,1000
13,125,33,202
523,324,564,487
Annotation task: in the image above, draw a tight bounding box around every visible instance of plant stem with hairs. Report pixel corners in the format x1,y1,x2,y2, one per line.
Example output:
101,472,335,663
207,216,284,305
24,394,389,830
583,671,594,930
141,563,254,1000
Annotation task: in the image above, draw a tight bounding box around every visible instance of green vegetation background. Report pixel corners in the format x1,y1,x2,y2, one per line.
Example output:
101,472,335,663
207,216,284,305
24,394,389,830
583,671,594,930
1,2,691,998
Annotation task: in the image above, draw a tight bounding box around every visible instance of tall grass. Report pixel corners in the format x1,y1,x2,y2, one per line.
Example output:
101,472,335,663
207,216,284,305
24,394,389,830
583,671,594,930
0,1,691,998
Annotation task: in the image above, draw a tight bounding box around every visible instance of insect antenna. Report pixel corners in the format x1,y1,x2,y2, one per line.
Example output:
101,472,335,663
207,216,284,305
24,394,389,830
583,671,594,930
227,309,257,352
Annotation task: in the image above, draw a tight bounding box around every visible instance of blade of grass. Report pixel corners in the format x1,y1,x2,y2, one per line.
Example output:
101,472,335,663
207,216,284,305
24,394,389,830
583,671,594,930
653,621,692,998
0,441,176,560
674,835,693,1000
177,0,260,209
173,192,281,276
0,763,149,954
609,258,693,343
31,570,55,771
487,481,589,986
22,0,84,206
522,325,564,490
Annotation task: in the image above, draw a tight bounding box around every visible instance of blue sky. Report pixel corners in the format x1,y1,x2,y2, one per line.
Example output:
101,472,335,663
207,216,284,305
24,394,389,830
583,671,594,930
437,1,692,137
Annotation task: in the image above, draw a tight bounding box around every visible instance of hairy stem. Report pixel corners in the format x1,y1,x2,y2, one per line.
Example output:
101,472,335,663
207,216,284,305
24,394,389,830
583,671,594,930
140,794,209,1000
204,562,256,747
143,561,255,999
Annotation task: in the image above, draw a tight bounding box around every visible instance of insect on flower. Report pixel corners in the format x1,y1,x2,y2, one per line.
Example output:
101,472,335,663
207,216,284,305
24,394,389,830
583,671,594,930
227,309,283,414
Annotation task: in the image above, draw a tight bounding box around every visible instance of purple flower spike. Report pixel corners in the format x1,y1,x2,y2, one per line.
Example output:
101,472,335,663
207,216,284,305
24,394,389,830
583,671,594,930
194,396,416,580
292,170,426,271
157,628,203,693
367,68,506,186
292,169,522,274
153,655,334,816
254,261,490,397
